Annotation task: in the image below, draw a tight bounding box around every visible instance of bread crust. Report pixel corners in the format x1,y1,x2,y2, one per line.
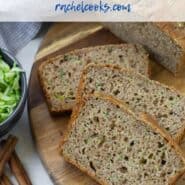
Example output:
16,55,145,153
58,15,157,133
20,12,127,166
60,94,107,185
155,23,185,52
62,153,109,185
77,63,185,144
104,23,185,76
61,92,185,185
38,58,74,114
38,44,150,113
155,23,185,76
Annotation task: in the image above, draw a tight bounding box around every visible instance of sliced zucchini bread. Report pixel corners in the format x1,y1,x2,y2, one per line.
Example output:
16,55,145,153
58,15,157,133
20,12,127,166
38,44,150,113
78,64,185,143
62,94,185,185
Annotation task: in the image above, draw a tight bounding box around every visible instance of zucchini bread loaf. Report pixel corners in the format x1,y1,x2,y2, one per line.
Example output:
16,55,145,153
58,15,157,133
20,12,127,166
62,94,185,185
38,44,150,113
104,23,185,75
78,64,185,143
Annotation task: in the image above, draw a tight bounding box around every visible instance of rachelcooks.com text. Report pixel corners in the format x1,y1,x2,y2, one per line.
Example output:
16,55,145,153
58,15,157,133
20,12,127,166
55,1,132,13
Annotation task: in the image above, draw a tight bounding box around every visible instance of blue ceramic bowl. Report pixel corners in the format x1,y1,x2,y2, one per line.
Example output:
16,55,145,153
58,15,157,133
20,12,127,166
0,49,27,136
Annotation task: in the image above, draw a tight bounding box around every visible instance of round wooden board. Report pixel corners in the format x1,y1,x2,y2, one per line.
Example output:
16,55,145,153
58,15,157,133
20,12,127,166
28,23,185,185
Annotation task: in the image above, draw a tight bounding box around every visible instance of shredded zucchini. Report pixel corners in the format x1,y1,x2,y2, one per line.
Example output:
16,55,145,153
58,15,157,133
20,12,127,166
0,55,22,123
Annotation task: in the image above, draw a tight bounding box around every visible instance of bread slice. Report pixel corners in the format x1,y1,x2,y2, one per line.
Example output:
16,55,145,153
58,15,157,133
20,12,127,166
61,93,185,185
38,44,150,113
78,64,185,143
104,23,185,75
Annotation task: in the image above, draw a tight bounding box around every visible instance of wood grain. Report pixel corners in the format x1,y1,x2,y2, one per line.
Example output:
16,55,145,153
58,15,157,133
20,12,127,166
28,23,185,185
36,23,103,61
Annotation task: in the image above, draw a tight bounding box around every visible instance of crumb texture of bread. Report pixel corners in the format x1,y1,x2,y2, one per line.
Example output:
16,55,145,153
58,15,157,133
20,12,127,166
104,22,185,74
81,65,185,140
38,44,150,113
62,96,185,185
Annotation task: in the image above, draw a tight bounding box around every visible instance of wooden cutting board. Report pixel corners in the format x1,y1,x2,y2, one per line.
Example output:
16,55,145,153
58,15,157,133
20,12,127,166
28,23,185,185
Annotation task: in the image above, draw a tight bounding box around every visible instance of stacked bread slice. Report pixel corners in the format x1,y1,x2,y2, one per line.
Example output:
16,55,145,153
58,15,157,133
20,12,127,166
78,64,185,143
38,44,150,113
61,64,185,185
62,93,185,185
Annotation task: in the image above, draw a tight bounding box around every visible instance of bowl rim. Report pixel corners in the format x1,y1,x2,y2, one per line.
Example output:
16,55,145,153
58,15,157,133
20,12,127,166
0,48,27,126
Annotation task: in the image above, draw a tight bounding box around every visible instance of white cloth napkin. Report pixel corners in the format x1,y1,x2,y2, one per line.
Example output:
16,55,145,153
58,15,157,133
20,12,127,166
0,23,41,54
